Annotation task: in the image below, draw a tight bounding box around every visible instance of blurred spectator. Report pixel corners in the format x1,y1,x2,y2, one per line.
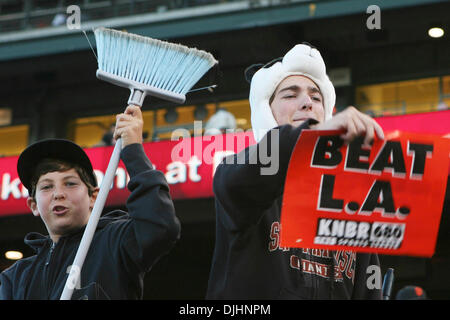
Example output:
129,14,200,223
204,108,237,135
51,13,66,27
94,124,116,147
52,0,67,27
437,101,448,110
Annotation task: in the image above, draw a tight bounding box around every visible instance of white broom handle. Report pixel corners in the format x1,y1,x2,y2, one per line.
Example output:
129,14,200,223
60,138,122,300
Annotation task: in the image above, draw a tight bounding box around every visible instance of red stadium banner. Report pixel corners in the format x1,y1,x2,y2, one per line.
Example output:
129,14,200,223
0,131,255,217
0,110,448,218
280,130,450,257
375,109,450,136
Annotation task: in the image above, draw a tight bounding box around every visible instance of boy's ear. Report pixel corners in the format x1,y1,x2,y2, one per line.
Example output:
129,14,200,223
89,187,100,210
27,197,40,217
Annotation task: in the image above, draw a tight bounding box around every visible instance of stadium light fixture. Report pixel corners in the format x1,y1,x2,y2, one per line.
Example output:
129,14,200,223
5,250,23,260
428,27,444,38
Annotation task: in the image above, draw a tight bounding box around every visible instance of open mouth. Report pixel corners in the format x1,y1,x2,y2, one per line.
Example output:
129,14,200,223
53,205,68,215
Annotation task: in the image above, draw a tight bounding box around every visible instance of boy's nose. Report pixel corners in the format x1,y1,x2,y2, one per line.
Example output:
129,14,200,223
53,189,66,200
298,95,313,111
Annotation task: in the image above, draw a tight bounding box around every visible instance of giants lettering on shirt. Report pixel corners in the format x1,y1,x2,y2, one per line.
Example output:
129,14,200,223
268,221,289,251
290,255,343,280
269,221,356,282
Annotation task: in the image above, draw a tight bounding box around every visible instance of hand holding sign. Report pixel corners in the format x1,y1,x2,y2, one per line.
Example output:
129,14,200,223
280,130,450,257
310,106,385,147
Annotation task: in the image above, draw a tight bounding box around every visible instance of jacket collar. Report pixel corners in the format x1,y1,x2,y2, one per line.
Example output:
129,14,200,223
24,210,128,253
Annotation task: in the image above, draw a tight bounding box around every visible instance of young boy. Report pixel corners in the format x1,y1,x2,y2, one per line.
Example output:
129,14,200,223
0,105,181,300
206,44,384,299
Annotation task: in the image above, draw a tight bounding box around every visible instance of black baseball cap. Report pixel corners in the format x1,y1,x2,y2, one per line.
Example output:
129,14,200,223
17,139,97,192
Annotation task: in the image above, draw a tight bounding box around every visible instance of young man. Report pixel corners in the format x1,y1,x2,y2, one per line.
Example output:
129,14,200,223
206,44,384,299
0,105,181,300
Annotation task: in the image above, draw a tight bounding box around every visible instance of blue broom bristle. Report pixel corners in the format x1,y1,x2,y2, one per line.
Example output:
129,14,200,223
94,27,218,95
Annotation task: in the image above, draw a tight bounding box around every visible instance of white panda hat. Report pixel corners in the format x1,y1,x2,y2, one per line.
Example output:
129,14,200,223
248,43,336,142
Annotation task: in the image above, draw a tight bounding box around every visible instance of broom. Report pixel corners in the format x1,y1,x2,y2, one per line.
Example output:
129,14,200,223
60,27,217,300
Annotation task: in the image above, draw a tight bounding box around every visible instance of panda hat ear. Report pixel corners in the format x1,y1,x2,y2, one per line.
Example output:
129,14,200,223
244,63,264,84
244,43,316,83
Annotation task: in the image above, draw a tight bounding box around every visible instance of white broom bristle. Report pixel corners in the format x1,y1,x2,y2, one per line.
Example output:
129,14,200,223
94,27,218,96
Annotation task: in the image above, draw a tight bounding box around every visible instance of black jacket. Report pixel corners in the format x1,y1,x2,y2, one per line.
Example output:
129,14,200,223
206,121,382,299
0,143,181,300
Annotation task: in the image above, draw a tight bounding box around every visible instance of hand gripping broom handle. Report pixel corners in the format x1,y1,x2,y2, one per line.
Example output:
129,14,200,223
60,137,122,300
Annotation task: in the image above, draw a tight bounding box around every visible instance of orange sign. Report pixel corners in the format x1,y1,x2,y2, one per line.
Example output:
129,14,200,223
280,130,450,257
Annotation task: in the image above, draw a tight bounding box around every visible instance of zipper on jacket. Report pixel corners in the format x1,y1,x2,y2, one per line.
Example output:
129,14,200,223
44,240,62,299
45,242,56,267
